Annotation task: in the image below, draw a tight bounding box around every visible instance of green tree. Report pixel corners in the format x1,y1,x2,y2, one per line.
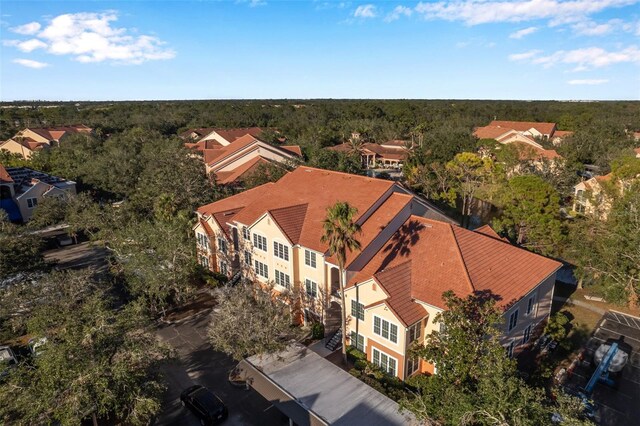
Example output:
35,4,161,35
0,211,47,277
493,175,564,256
402,291,590,426
207,283,302,361
0,270,167,426
321,201,362,364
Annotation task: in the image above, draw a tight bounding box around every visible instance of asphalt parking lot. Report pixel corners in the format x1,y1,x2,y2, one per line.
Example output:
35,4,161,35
564,310,640,426
153,312,288,426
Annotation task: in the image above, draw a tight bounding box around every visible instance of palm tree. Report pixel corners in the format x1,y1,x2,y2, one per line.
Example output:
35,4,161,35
321,201,362,364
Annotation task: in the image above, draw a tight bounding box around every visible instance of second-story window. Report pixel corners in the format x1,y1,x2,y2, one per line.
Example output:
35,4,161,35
275,270,291,289
508,309,519,332
27,198,38,209
273,241,289,261
408,321,422,343
244,250,252,266
305,279,317,298
373,316,398,344
351,300,364,320
304,249,317,268
253,234,267,251
242,226,250,240
197,233,208,247
526,294,536,316
217,237,228,255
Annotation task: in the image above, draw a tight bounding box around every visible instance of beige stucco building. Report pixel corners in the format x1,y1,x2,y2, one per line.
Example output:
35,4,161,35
195,167,561,380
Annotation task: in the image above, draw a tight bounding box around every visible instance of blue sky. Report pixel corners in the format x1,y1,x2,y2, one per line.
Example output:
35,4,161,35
1,1,639,100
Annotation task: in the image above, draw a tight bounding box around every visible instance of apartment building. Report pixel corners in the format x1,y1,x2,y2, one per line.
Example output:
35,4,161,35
194,167,561,380
0,165,76,222
1,125,93,159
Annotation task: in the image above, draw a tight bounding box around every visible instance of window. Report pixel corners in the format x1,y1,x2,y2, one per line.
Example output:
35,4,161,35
217,237,228,254
273,241,289,261
526,294,536,316
26,197,38,209
350,331,365,352
244,250,252,266
220,261,228,275
199,255,209,268
506,340,516,358
407,356,420,376
372,348,397,376
304,249,317,268
275,270,291,289
351,300,364,320
508,309,519,332
254,260,268,279
253,234,267,251
523,324,532,344
196,232,208,247
408,321,422,343
305,279,317,298
242,226,250,240
373,316,398,344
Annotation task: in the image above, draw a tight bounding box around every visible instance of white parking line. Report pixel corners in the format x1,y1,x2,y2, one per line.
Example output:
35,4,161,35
611,310,640,322
597,326,640,344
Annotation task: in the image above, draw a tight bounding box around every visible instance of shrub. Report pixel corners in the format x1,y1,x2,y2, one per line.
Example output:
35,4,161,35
354,359,368,370
346,346,367,362
544,311,570,341
311,322,325,339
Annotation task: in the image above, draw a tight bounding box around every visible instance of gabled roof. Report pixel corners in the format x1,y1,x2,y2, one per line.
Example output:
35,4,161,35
180,127,216,140
23,125,91,141
473,126,513,140
207,134,300,170
489,120,557,135
553,130,573,139
474,224,509,242
326,142,408,161
373,261,427,327
209,127,264,143
0,164,13,184
269,203,308,244
350,216,561,324
197,167,397,253
280,145,303,156
215,156,272,185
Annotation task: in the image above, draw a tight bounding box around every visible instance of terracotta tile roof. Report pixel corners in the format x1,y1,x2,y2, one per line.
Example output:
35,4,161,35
553,130,573,139
203,148,225,164
180,128,216,140
381,140,410,147
269,203,308,244
511,142,562,161
595,173,612,183
212,207,245,240
489,120,557,136
350,216,561,323
373,261,428,326
279,145,302,157
213,127,264,143
215,156,271,185
474,224,509,242
25,126,91,141
0,164,13,183
328,192,413,267
473,126,513,140
326,142,408,162
198,167,396,253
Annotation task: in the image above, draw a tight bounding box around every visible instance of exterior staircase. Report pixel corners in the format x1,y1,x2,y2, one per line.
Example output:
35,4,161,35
325,327,342,352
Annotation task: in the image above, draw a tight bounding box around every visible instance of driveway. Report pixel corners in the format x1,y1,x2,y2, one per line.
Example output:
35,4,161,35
154,312,288,426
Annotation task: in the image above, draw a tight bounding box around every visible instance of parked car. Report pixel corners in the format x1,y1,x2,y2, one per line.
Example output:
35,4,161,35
0,345,18,379
180,385,228,425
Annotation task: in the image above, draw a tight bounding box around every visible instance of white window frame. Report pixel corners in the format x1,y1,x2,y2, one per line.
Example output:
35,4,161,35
220,261,228,276
275,270,291,290
253,233,267,252
26,197,38,209
406,356,420,377
217,237,228,255
372,347,398,377
242,226,250,241
373,315,399,344
243,250,252,266
526,293,537,316
349,331,366,352
199,255,209,269
508,308,519,332
408,320,422,343
304,249,317,268
254,260,269,279
273,240,289,261
522,324,532,344
351,299,364,321
305,278,317,298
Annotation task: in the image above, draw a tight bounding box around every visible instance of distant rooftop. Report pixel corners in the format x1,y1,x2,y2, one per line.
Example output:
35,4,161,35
4,167,76,197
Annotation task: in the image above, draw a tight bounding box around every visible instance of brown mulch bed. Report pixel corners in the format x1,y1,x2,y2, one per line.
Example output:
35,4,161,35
163,291,217,322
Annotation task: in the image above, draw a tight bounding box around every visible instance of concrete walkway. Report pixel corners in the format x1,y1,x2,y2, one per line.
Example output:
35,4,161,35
553,296,607,315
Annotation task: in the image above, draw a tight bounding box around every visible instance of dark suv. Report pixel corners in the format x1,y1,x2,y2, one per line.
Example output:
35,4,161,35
180,385,228,425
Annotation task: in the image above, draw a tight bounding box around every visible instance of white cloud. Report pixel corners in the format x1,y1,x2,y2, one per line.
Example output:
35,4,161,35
571,19,620,36
531,46,640,69
385,5,413,22
508,49,542,61
10,21,41,35
4,38,48,52
509,26,538,39
12,58,49,69
414,0,637,26
568,79,609,85
5,12,175,65
354,4,377,18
